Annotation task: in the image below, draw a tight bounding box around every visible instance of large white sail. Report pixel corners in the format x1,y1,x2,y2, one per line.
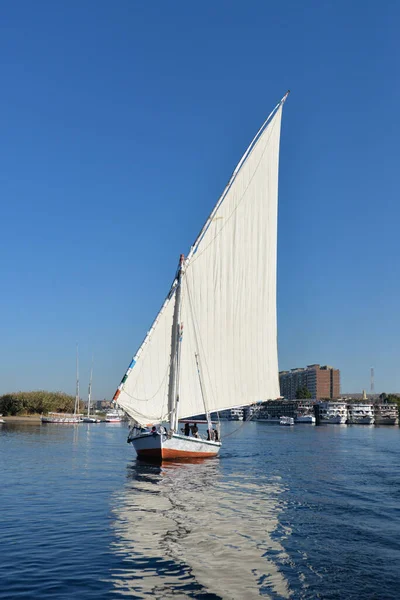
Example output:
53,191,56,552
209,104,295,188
177,104,283,419
114,292,176,425
114,95,286,425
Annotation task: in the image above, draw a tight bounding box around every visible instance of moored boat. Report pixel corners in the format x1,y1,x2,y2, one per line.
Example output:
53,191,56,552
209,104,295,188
280,416,294,426
82,361,101,422
105,410,123,423
318,401,347,424
295,414,316,424
294,401,316,424
373,403,399,425
252,399,297,423
41,412,83,424
111,92,289,460
347,403,374,424
41,346,83,424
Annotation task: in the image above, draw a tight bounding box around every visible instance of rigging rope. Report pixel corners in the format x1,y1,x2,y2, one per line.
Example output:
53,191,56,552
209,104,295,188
183,276,219,413
221,403,265,438
121,360,170,403
184,274,268,439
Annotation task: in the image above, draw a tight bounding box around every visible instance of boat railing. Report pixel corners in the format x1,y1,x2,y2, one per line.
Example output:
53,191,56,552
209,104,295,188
178,431,218,442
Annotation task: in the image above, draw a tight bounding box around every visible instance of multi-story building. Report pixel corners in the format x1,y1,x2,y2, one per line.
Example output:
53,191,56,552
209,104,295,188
279,364,340,400
95,400,113,410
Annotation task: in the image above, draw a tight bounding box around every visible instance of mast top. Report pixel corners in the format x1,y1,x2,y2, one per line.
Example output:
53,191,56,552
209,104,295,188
177,253,185,277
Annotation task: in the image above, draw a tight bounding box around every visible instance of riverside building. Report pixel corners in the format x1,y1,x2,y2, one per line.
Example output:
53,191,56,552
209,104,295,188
279,364,340,400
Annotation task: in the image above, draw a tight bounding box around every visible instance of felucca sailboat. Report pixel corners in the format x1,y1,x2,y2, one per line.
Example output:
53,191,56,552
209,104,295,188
112,91,289,459
41,345,83,424
83,360,101,423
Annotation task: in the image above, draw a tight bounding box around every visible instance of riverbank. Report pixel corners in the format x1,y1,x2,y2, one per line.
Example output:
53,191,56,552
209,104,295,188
1,415,41,423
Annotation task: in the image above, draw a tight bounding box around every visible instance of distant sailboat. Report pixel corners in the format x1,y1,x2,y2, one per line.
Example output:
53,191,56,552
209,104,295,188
83,359,101,423
112,91,289,459
41,346,83,424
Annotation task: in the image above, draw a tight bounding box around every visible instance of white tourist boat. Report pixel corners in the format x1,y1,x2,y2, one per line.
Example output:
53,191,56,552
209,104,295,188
83,362,101,423
280,416,294,426
112,92,289,460
295,414,316,424
295,402,316,424
41,346,83,424
318,401,347,424
347,403,375,424
105,409,124,423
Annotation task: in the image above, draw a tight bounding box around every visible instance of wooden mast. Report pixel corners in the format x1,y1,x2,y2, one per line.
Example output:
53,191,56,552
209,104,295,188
74,344,80,416
167,255,185,432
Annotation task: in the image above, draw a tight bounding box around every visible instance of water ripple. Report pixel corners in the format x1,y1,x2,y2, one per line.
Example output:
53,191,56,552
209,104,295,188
1,421,400,598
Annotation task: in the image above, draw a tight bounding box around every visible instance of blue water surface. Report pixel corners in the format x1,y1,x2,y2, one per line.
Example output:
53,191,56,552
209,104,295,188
1,421,400,599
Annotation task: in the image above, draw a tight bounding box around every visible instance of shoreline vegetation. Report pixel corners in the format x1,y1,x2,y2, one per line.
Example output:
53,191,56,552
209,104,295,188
0,391,76,417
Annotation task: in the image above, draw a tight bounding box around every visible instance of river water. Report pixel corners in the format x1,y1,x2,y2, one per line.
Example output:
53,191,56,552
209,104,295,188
1,420,399,599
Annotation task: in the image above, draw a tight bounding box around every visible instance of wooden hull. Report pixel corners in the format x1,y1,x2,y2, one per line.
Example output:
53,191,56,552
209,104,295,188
130,431,221,460
41,414,82,424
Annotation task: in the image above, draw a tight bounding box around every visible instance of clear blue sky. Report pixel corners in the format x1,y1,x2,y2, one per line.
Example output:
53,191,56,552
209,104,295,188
0,0,399,399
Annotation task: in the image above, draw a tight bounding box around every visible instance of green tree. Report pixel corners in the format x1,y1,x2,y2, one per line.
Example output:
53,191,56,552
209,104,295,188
295,386,312,399
0,391,75,416
387,394,400,411
0,394,23,415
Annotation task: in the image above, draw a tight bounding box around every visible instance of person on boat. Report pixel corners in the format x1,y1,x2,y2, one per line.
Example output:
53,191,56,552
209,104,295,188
151,426,157,435
214,428,219,441
207,429,215,441
191,423,199,437
183,422,190,436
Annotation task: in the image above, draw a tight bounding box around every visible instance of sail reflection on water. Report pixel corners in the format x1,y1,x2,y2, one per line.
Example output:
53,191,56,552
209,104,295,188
110,459,290,599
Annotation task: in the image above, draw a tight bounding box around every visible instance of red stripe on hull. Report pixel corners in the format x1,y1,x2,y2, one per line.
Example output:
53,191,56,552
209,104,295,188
136,448,218,460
